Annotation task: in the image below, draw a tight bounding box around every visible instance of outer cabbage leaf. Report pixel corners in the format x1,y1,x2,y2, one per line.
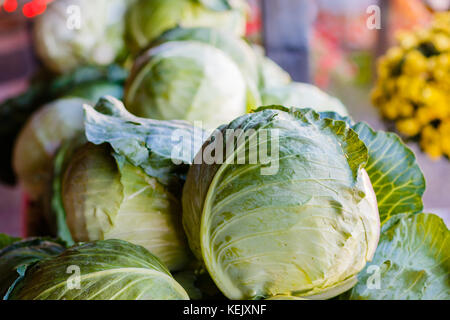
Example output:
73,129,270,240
0,238,65,298
344,213,449,300
182,106,380,299
317,112,425,225
352,122,425,224
125,41,247,130
261,83,349,117
46,137,87,245
84,96,207,188
7,239,189,300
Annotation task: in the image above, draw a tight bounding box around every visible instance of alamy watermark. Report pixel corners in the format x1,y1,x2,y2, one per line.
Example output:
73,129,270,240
171,123,281,176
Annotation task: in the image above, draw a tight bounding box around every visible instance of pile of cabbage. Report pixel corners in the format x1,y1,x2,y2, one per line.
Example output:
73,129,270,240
1,95,448,300
0,0,448,300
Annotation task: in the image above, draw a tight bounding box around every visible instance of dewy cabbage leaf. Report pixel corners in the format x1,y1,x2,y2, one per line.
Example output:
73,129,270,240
182,106,380,300
318,112,426,225
151,27,261,110
84,96,207,187
125,41,248,130
261,83,349,117
344,213,449,300
33,0,131,73
126,0,247,53
6,239,189,300
0,238,65,299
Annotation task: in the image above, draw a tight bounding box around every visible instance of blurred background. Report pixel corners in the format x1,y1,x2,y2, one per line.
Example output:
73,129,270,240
1,0,449,236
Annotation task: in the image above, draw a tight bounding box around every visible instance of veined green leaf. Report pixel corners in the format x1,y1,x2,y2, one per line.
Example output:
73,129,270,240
0,238,65,299
183,107,380,299
344,213,449,300
7,239,189,300
352,123,425,224
84,96,207,189
317,112,425,225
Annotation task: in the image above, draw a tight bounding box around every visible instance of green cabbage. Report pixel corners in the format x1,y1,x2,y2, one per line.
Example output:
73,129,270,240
6,239,189,300
125,41,248,130
152,27,261,110
182,107,381,299
59,96,207,271
33,0,131,73
62,143,191,271
126,0,247,53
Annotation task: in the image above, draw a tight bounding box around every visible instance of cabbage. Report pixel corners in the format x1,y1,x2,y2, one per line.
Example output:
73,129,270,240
182,107,381,299
62,143,191,271
33,0,130,73
125,41,248,130
126,0,247,53
152,27,261,110
6,239,189,300
59,96,207,271
261,82,349,116
13,98,87,200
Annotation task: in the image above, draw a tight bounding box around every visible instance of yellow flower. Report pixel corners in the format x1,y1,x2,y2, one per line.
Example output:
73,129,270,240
386,47,404,63
396,31,418,50
403,50,428,75
441,136,450,157
397,118,421,137
422,143,443,160
381,100,400,120
439,120,450,136
416,107,432,125
399,101,414,117
432,33,450,52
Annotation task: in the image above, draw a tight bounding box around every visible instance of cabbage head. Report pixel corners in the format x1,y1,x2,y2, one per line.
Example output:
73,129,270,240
126,0,247,53
33,0,130,73
125,41,247,130
13,98,87,200
6,239,189,300
152,27,261,110
60,96,206,271
182,106,381,299
261,82,349,116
